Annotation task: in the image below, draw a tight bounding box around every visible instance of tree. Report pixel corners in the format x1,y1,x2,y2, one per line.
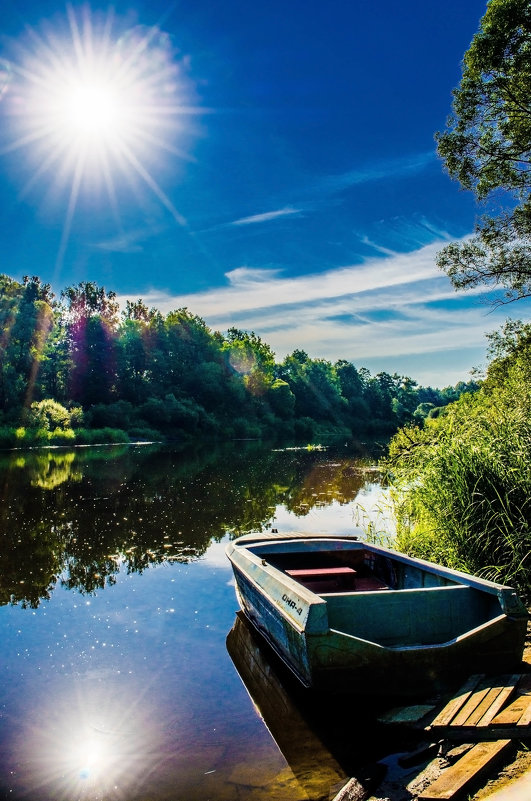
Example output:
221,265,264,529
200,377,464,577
61,282,119,406
222,328,276,399
0,276,54,412
435,0,531,302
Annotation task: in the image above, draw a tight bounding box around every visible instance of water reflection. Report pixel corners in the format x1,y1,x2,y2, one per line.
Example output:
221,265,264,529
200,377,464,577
226,614,393,801
0,442,384,608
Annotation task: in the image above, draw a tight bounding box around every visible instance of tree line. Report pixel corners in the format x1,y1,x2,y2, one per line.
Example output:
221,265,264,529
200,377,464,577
0,273,476,446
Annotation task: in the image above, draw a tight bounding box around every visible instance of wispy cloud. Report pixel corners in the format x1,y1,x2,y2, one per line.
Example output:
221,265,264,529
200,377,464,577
198,152,435,237
117,238,516,386
319,151,436,195
92,225,166,254
138,240,443,318
230,206,302,226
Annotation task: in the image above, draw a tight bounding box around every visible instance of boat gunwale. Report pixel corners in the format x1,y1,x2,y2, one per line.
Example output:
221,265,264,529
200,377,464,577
227,533,526,600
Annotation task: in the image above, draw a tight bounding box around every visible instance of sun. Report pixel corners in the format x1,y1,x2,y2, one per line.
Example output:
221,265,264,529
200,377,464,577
0,6,197,265
58,81,120,137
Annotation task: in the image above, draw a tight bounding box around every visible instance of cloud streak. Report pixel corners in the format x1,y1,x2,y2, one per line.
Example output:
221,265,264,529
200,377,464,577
318,151,437,195
92,225,166,254
230,206,302,226
117,238,515,386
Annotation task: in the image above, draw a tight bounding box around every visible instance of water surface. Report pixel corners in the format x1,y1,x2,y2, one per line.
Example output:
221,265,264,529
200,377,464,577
0,441,394,801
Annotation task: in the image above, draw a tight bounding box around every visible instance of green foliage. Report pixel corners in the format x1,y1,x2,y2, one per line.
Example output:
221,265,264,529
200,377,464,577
387,322,531,596
49,428,76,445
74,428,129,444
435,0,531,302
27,399,71,430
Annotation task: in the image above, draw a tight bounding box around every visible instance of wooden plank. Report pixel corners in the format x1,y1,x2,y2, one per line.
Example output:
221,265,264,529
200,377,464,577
287,567,356,577
435,725,531,741
463,685,506,727
491,675,531,727
331,776,369,801
517,698,531,726
477,675,520,727
418,740,512,800
451,684,491,727
429,675,484,729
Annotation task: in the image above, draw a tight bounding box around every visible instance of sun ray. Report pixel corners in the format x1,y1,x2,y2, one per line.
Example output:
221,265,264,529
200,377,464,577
115,139,187,226
55,153,86,276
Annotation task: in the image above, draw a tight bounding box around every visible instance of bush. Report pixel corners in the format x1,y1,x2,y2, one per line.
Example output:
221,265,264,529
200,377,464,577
87,401,134,429
28,399,71,430
49,428,76,445
0,427,17,448
75,427,129,444
128,427,162,442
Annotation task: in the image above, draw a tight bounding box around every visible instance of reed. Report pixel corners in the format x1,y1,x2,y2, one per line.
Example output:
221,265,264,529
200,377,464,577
387,360,531,597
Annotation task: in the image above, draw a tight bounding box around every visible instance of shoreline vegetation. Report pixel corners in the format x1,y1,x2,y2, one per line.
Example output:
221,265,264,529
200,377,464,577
386,320,531,600
384,0,531,605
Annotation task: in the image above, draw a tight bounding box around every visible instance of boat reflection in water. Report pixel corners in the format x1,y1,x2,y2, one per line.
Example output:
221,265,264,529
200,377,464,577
226,613,392,801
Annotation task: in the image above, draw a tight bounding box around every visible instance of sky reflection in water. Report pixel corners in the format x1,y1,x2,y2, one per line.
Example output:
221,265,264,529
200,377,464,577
0,442,389,801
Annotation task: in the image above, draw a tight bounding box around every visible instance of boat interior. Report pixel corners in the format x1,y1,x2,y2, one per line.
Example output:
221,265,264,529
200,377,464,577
257,545,456,593
247,542,503,646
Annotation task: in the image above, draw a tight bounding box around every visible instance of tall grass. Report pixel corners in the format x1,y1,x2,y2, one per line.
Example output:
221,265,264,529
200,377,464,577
387,365,531,598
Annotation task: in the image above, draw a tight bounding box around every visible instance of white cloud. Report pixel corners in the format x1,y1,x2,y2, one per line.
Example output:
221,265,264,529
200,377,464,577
225,266,281,285
161,241,443,318
117,239,516,386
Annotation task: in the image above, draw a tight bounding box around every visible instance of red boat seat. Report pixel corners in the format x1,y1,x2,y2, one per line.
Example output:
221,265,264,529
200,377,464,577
286,566,357,592
286,567,356,579
286,567,388,593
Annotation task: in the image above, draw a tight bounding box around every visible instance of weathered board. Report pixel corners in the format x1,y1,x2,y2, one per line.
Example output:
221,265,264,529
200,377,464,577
417,739,512,801
428,675,483,729
476,676,520,727
490,674,531,728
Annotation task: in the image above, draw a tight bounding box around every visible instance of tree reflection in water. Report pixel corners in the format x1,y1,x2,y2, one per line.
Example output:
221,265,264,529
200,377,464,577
0,441,384,608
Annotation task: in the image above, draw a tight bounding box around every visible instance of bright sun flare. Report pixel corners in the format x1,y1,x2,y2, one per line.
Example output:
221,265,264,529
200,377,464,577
0,6,196,266
59,82,120,137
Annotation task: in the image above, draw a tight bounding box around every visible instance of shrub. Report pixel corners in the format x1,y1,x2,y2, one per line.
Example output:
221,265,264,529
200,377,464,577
49,428,76,445
28,399,71,430
75,427,129,444
128,427,161,442
0,427,17,448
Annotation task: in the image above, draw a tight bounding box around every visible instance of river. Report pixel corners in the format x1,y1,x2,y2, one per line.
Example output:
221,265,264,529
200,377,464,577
0,441,398,801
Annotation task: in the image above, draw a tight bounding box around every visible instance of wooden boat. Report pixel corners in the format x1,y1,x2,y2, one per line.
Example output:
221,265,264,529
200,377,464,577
225,533,528,695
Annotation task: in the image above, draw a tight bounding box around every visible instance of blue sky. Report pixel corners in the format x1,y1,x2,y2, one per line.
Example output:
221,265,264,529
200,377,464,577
1,0,528,387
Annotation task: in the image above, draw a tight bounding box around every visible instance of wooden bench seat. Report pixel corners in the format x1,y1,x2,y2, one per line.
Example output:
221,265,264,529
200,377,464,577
286,567,356,579
286,566,357,592
285,566,389,593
